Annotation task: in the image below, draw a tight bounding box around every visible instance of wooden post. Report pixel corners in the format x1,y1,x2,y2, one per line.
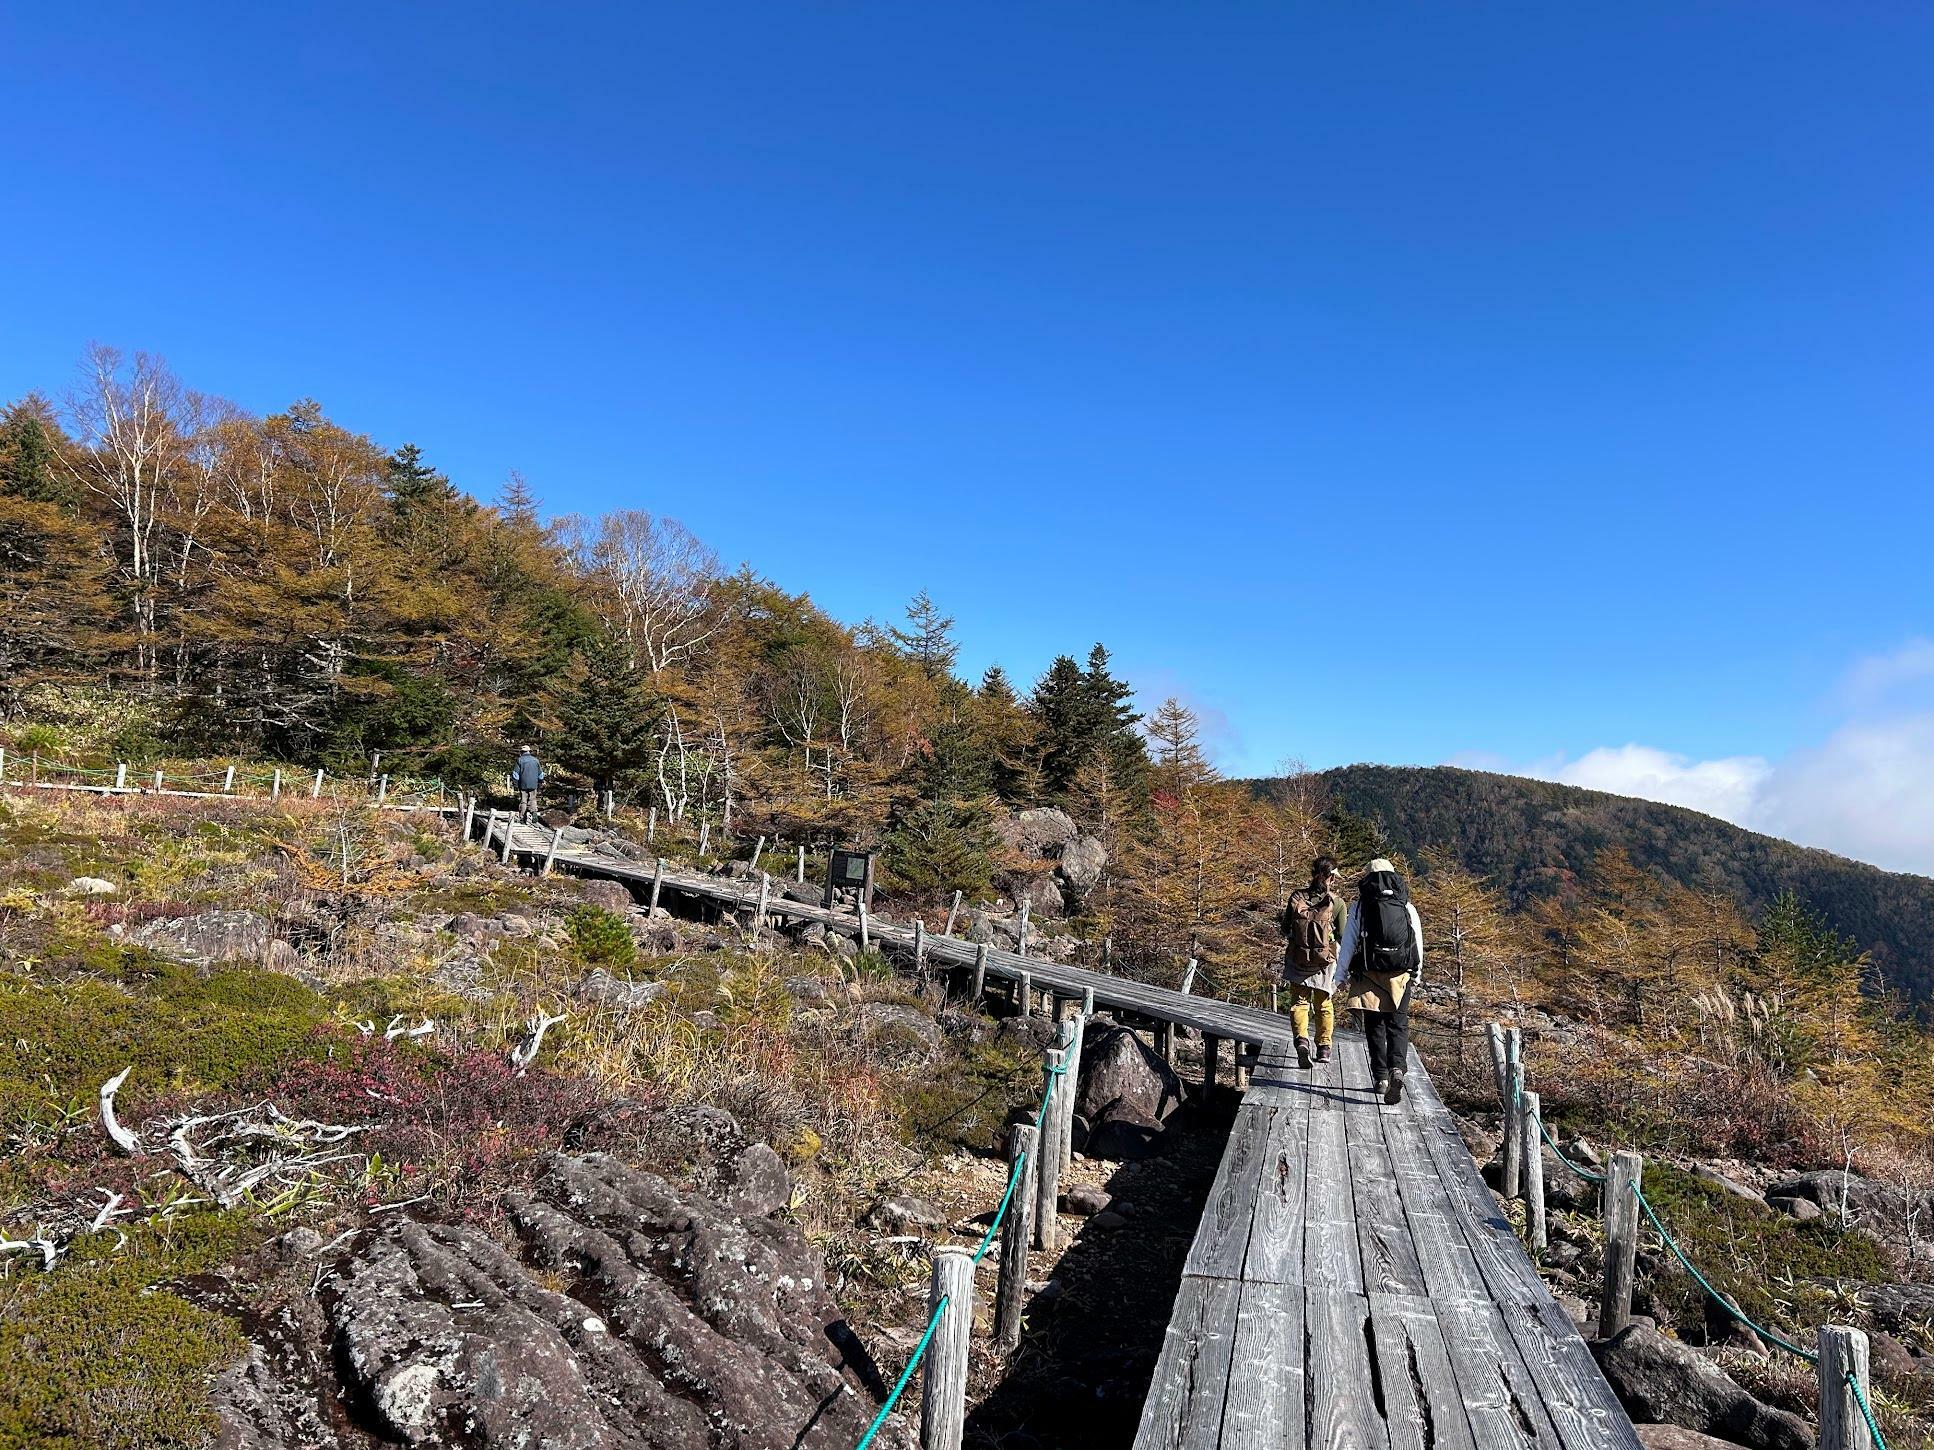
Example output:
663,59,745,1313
114,763,127,790
376,774,387,803
1018,971,1032,1017
542,825,564,876
972,943,988,1001
499,812,515,861
1017,899,1030,957
0,747,6,783
1818,1325,1875,1450
483,809,500,858
1271,985,1280,1014
1082,987,1095,1017
1203,1034,1222,1098
858,903,871,954
944,890,962,937
647,806,657,844
271,768,281,800
1059,1015,1085,1172
154,767,165,792
913,919,927,973
996,1123,1038,1350
1235,1042,1252,1092
756,871,771,931
462,795,476,841
312,767,324,798
1522,1089,1547,1255
750,835,766,868
1598,1151,1643,1339
796,844,806,882
1156,1021,1174,1064
1034,1047,1068,1250
1502,1028,1524,1198
921,1248,974,1450
222,765,236,793
1487,1022,1508,1107
1181,958,1199,995
1103,934,1112,967
698,820,710,857
603,789,614,820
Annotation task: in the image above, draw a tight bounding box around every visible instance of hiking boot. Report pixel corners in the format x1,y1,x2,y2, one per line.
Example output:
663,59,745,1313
1384,1071,1405,1106
1314,1043,1331,1065
1374,1074,1390,1099
1295,1037,1313,1069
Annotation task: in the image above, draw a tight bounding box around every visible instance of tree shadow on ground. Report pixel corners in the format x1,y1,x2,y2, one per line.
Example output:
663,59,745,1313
964,1090,1239,1450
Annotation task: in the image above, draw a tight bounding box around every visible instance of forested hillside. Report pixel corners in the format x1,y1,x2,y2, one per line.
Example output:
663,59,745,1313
1307,763,1934,1003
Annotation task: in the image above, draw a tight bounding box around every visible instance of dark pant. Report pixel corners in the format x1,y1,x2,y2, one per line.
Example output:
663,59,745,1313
518,789,539,821
1363,994,1413,1081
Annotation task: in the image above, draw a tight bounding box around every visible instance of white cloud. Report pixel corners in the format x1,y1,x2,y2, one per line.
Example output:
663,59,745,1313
1489,642,1934,878
1526,744,1773,826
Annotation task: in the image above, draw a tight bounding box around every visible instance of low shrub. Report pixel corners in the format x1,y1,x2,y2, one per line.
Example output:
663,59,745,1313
564,904,635,968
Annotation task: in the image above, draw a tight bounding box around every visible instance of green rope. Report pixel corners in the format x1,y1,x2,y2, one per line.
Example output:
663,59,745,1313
856,1294,948,1450
1847,1368,1889,1448
973,1152,1029,1263
1536,1113,1607,1183
1631,1184,1818,1363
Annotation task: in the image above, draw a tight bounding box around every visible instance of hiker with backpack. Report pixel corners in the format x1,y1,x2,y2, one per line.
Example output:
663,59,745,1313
1282,855,1348,1069
510,744,544,824
1336,857,1425,1104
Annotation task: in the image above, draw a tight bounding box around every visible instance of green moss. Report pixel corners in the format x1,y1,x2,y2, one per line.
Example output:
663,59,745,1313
0,949,330,1130
1638,1162,1889,1342
0,1213,253,1450
893,1037,1039,1155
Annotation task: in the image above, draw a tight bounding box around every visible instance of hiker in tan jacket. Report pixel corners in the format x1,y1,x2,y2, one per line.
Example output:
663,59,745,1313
1281,856,1348,1070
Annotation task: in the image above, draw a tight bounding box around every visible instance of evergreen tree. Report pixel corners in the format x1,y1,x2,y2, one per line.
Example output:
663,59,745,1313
554,634,660,793
385,443,455,512
496,470,541,526
975,664,1038,803
912,678,993,802
1030,654,1092,796
881,795,999,900
889,588,958,679
0,397,74,507
1324,804,1384,868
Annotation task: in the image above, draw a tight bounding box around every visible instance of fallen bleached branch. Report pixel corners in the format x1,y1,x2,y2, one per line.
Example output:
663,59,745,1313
510,1009,569,1075
0,1231,60,1270
383,1014,435,1041
99,1066,142,1155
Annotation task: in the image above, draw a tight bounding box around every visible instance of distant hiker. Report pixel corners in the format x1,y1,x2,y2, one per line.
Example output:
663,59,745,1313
511,744,544,823
1282,855,1347,1070
1336,858,1424,1105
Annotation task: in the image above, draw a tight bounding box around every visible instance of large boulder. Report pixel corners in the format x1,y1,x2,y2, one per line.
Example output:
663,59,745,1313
1636,1428,1754,1450
1075,1024,1184,1126
1056,834,1107,893
579,879,639,915
636,1105,793,1218
1593,1325,1810,1450
281,1153,905,1450
577,969,667,1012
1084,1104,1167,1162
995,807,1078,859
854,1002,943,1064
1763,1168,1900,1229
1010,874,1066,921
1858,1280,1934,1334
130,909,279,967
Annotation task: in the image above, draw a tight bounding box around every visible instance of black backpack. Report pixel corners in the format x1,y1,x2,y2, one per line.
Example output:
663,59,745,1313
1358,869,1419,975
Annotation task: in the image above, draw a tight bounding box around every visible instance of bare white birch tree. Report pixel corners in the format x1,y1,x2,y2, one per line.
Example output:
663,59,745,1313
560,510,720,672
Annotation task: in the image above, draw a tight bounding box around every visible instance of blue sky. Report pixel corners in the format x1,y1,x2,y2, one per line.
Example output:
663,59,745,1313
4,5,1933,869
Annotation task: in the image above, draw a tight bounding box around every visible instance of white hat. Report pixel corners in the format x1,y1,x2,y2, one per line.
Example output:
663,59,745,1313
1366,858,1398,874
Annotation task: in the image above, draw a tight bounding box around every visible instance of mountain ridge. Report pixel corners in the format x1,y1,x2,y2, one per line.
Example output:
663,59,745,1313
1264,763,1934,1003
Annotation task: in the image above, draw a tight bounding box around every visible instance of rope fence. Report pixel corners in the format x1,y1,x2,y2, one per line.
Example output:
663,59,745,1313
0,748,459,814
1491,1019,1890,1450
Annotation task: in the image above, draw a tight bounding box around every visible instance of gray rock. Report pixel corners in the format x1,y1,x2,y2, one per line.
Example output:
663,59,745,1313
276,1226,325,1261
1055,834,1107,893
636,1105,792,1219
1869,1330,1919,1384
497,912,534,938
449,911,499,944
1763,1168,1898,1227
1061,1185,1112,1217
576,969,665,1011
785,975,838,1001
1691,1164,1769,1211
1084,1104,1166,1162
577,879,637,915
1767,1195,1822,1222
1090,1210,1127,1230
1075,1024,1185,1126
1593,1325,1811,1450
1010,873,1066,921
1636,1428,1753,1450
1860,1281,1934,1334
65,876,117,895
995,807,1078,859
131,909,279,967
855,1002,943,1063
283,1154,903,1450
263,939,303,973
868,1195,947,1232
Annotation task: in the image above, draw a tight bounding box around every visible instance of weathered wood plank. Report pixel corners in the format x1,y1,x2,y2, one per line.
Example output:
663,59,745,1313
1368,1292,1481,1450
1492,1296,1645,1450
1241,1107,1310,1286
1183,1104,1273,1281
1219,1280,1305,1450
1303,1111,1362,1292
1131,1275,1240,1450
1306,1288,1391,1450
1432,1296,1565,1450
1346,1135,1429,1296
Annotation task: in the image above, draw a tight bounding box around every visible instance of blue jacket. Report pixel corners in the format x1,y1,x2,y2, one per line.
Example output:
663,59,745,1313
512,753,544,790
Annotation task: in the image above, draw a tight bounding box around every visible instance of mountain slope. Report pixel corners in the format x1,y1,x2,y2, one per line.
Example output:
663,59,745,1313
1299,764,1934,1003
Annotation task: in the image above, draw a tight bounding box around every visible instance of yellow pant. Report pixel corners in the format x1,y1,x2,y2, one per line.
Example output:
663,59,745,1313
1287,984,1334,1046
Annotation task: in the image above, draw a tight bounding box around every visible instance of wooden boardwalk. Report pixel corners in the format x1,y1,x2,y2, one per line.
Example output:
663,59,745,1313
481,818,1638,1448
1134,1034,1640,1450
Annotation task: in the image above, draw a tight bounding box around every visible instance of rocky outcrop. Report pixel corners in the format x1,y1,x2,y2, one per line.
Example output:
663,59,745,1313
1763,1168,1901,1229
996,808,1078,858
1057,834,1107,892
128,908,299,971
993,807,1108,908
577,969,666,1011
1594,1325,1811,1450
579,879,639,915
260,1153,903,1450
855,1002,943,1064
638,1105,794,1217
1075,1024,1184,1127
